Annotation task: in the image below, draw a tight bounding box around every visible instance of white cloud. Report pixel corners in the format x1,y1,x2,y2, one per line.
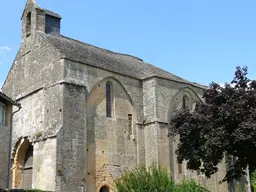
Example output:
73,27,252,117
0,46,11,66
0,46,11,52
0,46,11,89
218,83,226,88
0,46,11,57
218,82,236,88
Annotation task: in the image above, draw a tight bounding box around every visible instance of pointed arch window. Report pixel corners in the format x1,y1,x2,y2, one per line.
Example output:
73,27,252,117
106,82,112,117
178,94,191,174
26,12,31,37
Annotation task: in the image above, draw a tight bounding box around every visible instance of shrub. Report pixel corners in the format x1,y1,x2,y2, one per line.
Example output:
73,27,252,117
176,180,209,192
114,164,208,192
115,164,176,192
251,170,256,191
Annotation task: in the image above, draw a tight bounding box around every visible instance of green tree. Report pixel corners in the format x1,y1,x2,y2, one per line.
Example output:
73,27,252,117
170,66,256,183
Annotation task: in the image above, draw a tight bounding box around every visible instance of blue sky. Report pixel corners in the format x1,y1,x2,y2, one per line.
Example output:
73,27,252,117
1,0,256,88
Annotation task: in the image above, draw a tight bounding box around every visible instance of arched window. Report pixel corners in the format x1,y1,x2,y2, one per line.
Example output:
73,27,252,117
26,12,31,36
22,145,33,188
100,185,110,192
178,95,190,174
106,83,112,117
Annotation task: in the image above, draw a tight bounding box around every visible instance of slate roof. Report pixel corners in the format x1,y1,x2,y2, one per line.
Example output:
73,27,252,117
39,8,61,19
0,92,20,106
38,32,206,89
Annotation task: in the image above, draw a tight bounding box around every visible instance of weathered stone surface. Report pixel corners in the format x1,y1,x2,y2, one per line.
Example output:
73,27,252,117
33,138,56,191
0,122,10,188
0,103,12,188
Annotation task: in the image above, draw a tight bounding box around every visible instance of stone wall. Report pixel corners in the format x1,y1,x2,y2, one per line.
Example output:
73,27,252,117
33,138,56,191
2,17,64,189
3,34,63,100
0,103,12,188
59,58,230,192
11,91,44,143
55,83,87,192
0,123,10,188
9,82,63,190
64,60,143,122
54,60,144,192
154,77,229,192
86,77,137,191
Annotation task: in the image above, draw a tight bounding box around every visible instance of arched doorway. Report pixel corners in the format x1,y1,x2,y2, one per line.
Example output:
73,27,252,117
22,145,33,188
100,185,110,192
12,138,33,188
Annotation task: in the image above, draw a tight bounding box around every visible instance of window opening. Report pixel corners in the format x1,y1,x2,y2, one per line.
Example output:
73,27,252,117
26,12,31,36
22,145,33,189
0,102,5,124
178,162,182,174
182,95,189,109
106,83,112,117
128,114,132,135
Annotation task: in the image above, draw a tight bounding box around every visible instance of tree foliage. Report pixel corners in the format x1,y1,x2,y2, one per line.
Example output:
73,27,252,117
170,66,256,182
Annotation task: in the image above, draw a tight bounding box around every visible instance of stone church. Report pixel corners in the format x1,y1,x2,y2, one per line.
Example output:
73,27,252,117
2,0,231,191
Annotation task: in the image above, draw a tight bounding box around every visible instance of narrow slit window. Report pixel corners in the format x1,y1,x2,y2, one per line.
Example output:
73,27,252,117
178,163,182,174
182,95,189,109
0,102,5,124
26,12,31,36
106,83,111,117
128,114,132,135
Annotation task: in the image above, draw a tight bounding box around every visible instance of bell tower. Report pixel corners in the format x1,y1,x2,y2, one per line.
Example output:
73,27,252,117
21,0,61,43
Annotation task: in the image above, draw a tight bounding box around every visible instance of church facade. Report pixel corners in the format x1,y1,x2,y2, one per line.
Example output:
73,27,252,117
2,0,230,191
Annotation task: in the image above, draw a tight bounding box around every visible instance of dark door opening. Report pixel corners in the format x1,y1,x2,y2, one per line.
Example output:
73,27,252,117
100,185,110,192
23,145,33,188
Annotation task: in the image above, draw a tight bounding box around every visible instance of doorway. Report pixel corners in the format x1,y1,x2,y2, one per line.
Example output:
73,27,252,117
99,185,110,192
